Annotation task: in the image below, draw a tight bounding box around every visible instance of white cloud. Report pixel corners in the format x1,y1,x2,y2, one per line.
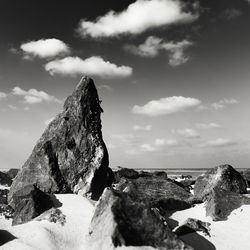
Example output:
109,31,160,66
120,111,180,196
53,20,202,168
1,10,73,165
45,56,132,78
20,38,70,59
12,86,61,104
212,98,238,110
173,128,199,138
196,123,221,129
125,36,193,66
0,92,7,100
8,105,17,110
140,144,157,152
155,138,178,146
97,84,113,92
77,0,199,38
133,124,152,131
200,138,237,147
132,96,201,116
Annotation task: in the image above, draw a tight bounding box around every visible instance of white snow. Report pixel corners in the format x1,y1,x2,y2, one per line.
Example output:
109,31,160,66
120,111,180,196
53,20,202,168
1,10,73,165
0,194,94,250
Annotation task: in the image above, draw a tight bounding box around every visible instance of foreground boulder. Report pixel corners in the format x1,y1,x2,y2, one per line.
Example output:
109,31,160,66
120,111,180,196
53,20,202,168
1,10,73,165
6,168,19,179
88,188,193,250
194,165,247,200
0,171,12,186
205,189,250,221
11,185,54,225
9,77,112,206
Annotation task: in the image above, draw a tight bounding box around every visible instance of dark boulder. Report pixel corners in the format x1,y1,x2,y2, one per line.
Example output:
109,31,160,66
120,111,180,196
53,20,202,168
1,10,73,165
113,167,139,183
174,218,211,236
11,185,54,225
0,171,12,186
205,189,250,221
87,188,193,250
194,165,247,200
179,179,195,192
0,189,8,204
116,174,194,211
6,169,19,179
8,77,112,206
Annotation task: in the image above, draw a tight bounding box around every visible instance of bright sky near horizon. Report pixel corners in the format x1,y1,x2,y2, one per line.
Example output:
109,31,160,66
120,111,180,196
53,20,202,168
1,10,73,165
0,0,250,169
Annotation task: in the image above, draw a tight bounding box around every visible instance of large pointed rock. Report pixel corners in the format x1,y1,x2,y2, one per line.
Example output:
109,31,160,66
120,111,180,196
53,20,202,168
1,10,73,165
9,77,112,206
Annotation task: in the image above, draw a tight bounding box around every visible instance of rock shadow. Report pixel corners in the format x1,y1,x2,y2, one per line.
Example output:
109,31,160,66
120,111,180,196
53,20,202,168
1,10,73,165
177,229,216,250
49,194,63,208
0,230,17,246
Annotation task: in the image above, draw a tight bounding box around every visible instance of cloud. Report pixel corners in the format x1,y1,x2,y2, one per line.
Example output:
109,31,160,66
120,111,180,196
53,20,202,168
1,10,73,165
45,56,132,78
200,138,237,147
125,36,193,66
172,128,199,138
12,86,61,104
97,84,113,92
20,38,70,59
155,138,178,146
222,9,242,20
140,144,157,152
196,123,221,129
132,96,201,116
212,98,238,110
77,0,199,38
0,92,7,100
133,124,152,131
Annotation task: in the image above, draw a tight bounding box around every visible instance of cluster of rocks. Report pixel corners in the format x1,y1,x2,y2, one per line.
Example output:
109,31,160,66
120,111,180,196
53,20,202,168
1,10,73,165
1,77,249,250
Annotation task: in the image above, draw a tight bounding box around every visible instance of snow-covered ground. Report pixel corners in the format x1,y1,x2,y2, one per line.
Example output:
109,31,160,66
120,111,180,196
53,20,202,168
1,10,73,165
0,194,94,250
171,201,250,250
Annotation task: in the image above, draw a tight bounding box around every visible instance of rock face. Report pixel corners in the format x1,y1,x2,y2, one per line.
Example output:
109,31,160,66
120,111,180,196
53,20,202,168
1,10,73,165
0,171,12,186
9,77,112,206
6,169,19,179
113,167,139,183
11,185,54,225
205,189,250,221
194,165,247,200
115,173,193,211
88,188,193,250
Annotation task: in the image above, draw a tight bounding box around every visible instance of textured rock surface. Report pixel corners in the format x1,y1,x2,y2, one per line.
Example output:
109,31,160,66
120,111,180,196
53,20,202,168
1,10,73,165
12,185,54,225
194,165,247,200
115,174,194,211
205,189,250,221
6,168,19,179
113,167,139,183
9,77,112,206
0,171,12,186
0,189,8,204
88,188,193,250
174,218,211,236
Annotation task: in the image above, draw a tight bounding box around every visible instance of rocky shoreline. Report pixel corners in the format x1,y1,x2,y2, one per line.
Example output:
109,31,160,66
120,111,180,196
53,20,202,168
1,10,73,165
1,77,250,250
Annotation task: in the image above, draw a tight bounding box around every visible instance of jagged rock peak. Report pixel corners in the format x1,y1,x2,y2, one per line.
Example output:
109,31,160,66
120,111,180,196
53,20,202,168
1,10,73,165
9,76,113,208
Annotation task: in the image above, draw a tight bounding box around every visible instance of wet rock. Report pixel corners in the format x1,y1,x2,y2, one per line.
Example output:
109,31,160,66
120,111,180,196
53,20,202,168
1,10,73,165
88,188,193,250
113,167,139,183
9,77,112,206
194,165,247,200
205,189,250,221
12,185,54,225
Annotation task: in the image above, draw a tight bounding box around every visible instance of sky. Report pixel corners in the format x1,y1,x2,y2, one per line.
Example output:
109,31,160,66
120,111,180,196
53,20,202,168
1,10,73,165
0,0,250,170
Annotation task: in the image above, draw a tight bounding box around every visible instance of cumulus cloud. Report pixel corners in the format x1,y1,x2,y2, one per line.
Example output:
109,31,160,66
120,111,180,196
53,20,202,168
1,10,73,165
155,138,178,146
132,96,201,116
196,123,221,129
222,9,242,20
212,98,238,110
200,138,237,147
140,144,157,152
0,92,7,100
12,86,61,104
77,0,199,38
45,56,132,78
172,128,199,138
133,124,152,131
20,38,70,59
125,36,193,66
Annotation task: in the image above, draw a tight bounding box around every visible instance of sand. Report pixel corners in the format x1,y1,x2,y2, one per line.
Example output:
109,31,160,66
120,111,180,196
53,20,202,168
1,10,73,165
0,194,94,250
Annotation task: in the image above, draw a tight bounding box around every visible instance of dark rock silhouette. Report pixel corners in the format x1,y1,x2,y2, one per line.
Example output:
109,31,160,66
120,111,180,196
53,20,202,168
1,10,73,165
0,171,12,186
194,164,247,200
8,77,112,207
11,185,54,225
206,189,250,221
6,169,19,179
113,167,139,182
88,188,193,250
0,230,16,246
0,189,8,204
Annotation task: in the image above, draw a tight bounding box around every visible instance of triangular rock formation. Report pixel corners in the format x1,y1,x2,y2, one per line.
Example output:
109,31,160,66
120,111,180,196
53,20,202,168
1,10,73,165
8,77,113,207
